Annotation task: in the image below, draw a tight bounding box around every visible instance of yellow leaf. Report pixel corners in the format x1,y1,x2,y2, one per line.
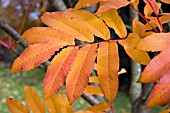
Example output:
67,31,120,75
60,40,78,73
41,11,93,42
89,76,99,84
133,18,146,37
161,0,170,4
76,111,104,113
66,44,97,104
11,41,62,72
44,47,78,99
145,13,170,31
68,9,110,40
118,68,127,75
22,27,75,45
83,85,103,96
144,0,161,18
160,108,170,113
96,0,130,14
97,41,119,104
58,94,73,113
24,86,45,113
87,102,110,111
100,9,127,38
119,33,151,65
74,0,104,10
45,95,61,113
130,0,139,6
6,98,30,113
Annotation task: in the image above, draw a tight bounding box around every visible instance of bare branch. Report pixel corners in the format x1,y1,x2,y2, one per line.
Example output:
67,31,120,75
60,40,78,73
82,94,100,105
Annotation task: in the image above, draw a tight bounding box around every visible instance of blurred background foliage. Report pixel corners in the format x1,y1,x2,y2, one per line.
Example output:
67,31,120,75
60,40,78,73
0,0,169,113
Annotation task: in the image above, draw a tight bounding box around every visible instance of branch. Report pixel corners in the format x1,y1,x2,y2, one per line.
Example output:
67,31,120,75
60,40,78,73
129,3,159,33
0,19,50,69
132,83,153,113
48,0,67,11
129,6,142,104
81,94,100,105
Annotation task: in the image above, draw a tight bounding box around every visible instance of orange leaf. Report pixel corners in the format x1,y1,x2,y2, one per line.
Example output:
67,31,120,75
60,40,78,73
119,33,151,65
133,18,146,37
160,108,170,113
145,13,170,31
97,41,119,104
6,98,30,113
89,76,99,84
136,33,170,52
146,69,170,108
87,102,110,111
100,9,127,38
161,0,170,4
41,11,93,42
22,27,75,45
130,0,139,6
67,9,110,40
24,86,46,113
43,47,78,99
76,111,104,113
138,47,170,83
66,44,97,104
11,41,61,72
96,0,130,14
144,0,161,17
83,85,103,96
58,94,73,113
74,0,104,10
45,95,61,113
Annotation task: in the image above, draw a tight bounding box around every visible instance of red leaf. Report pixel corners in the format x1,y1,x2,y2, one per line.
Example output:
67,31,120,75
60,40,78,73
136,33,170,52
138,47,170,83
147,69,170,108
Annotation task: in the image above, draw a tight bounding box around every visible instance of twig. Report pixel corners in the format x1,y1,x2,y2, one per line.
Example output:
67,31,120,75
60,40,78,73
111,104,114,113
0,19,49,69
48,0,67,11
0,40,9,48
132,83,153,113
19,3,31,34
68,0,73,8
129,3,159,33
145,0,164,32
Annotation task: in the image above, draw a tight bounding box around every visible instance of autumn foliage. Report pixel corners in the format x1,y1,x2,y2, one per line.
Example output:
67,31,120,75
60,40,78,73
5,0,170,112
